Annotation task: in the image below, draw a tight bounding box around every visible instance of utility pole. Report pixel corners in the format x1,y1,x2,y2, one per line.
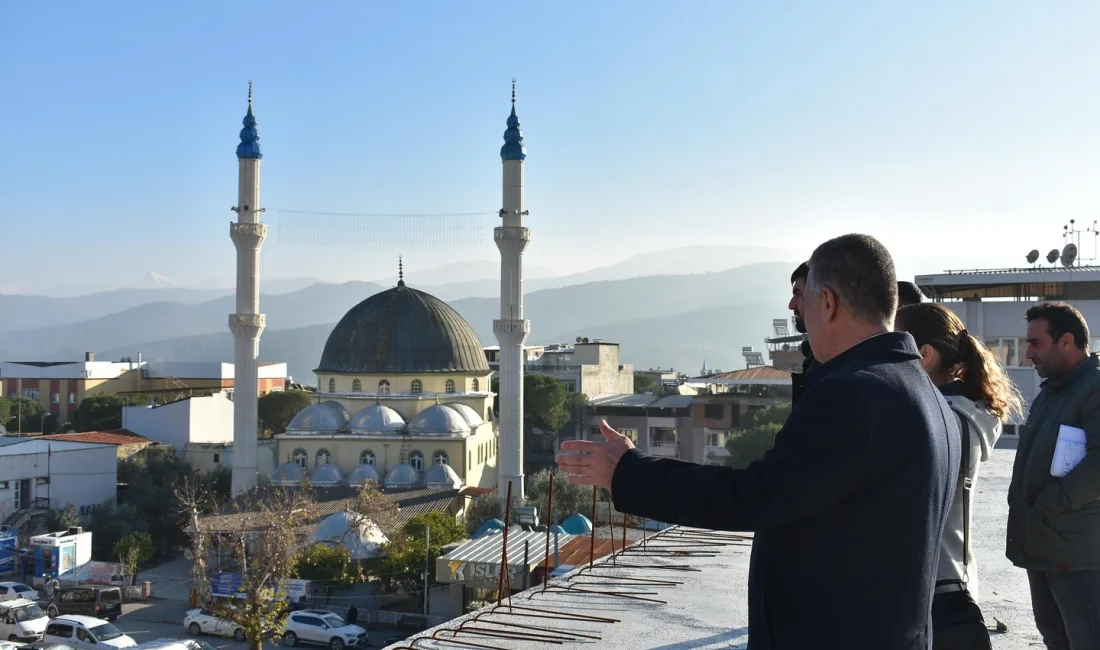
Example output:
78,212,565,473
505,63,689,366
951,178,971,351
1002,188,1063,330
423,525,430,616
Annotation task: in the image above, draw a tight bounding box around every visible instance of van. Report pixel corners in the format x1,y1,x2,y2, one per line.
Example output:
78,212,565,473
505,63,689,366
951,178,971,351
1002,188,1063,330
0,598,49,642
43,587,122,621
43,615,135,650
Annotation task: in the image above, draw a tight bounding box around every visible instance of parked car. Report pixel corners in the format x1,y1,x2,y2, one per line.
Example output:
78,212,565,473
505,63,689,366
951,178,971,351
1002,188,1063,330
41,588,121,622
0,585,38,604
132,639,216,650
0,599,49,642
42,616,134,650
182,609,245,642
282,610,366,650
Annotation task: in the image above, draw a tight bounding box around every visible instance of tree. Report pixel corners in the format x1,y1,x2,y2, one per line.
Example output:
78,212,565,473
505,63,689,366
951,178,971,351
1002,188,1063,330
114,532,154,583
5,397,45,433
294,543,359,604
118,446,194,556
258,391,313,438
633,372,659,394
45,505,81,532
71,394,152,432
464,492,504,537
524,374,572,433
88,500,148,558
725,423,782,469
0,397,11,429
526,468,590,525
377,512,466,599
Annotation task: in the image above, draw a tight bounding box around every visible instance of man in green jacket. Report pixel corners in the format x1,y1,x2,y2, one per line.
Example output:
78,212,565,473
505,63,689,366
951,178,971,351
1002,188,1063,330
1008,301,1100,650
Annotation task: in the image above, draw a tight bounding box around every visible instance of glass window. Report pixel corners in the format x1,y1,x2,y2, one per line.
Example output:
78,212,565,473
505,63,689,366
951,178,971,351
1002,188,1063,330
316,449,330,466
445,379,456,394
472,379,480,392
51,393,60,404
360,450,375,466
411,379,423,395
68,392,77,404
327,378,336,393
293,448,307,469
352,379,362,392
409,451,424,471
1002,338,1016,367
378,380,390,395
434,451,449,466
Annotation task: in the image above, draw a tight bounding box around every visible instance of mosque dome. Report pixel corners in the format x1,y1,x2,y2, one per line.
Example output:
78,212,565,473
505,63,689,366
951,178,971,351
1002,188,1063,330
348,463,381,485
408,404,471,436
286,401,349,434
384,463,421,489
561,513,593,535
311,511,388,560
425,463,463,489
348,404,406,434
271,461,304,486
473,518,506,539
310,463,345,486
315,281,490,375
446,402,484,428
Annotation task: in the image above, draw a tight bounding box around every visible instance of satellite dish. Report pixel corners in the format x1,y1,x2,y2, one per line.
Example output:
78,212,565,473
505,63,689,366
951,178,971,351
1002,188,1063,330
1026,249,1040,264
1061,243,1078,267
1047,249,1060,264
575,337,582,343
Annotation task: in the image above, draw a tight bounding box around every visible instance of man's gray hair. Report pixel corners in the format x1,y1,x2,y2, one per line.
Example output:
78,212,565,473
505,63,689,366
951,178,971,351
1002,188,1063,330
807,234,898,326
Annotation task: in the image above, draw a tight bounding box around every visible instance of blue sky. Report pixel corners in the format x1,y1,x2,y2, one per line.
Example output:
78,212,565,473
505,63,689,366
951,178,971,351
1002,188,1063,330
1,1,1097,293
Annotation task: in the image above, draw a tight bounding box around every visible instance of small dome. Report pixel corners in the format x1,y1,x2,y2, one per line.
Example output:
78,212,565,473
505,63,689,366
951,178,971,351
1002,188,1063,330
473,518,505,539
286,401,349,434
348,463,381,485
311,511,388,560
310,463,345,486
446,403,484,428
271,462,303,486
348,404,406,434
561,513,593,535
408,404,470,436
425,463,463,489
550,525,568,537
384,463,421,489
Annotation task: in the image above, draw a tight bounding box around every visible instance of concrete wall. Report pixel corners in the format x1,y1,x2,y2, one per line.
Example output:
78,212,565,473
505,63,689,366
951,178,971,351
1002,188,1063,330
187,393,235,443
122,393,234,449
0,442,116,523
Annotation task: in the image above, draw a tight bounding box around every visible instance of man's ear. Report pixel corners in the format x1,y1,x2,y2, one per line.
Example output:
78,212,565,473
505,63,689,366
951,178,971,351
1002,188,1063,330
822,287,840,322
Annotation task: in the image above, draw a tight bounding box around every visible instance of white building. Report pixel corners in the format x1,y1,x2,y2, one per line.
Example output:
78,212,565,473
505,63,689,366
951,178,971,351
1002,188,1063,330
916,261,1100,427
122,393,235,450
0,439,117,531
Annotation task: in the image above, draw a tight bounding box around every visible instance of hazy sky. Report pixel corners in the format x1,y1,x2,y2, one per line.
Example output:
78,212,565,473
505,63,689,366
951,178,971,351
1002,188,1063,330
1,1,1097,293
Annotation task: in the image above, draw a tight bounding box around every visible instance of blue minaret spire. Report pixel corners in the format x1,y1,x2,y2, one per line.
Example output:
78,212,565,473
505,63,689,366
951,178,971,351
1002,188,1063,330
500,78,526,161
236,80,262,160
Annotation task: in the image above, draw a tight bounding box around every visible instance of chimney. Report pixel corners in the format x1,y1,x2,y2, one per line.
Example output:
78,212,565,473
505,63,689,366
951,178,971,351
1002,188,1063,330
85,352,95,362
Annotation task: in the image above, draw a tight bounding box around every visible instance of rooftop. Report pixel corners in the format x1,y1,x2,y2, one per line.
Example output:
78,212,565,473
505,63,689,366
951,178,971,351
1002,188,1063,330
587,394,694,409
382,446,1041,649
693,366,793,385
39,429,152,446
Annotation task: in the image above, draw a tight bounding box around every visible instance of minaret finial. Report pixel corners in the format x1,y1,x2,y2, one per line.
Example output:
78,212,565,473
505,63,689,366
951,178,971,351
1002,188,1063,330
236,81,262,160
248,80,253,108
398,256,404,286
511,78,516,106
501,79,526,161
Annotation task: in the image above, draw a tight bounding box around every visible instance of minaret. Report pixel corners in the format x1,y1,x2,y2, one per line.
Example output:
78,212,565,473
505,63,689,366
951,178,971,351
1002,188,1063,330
494,80,531,501
229,81,266,496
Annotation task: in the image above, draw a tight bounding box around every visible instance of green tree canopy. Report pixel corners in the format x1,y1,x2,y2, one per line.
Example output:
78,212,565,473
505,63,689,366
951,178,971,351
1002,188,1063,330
526,468,591,525
744,403,792,429
5,397,46,433
725,422,782,470
377,512,467,596
0,397,11,428
294,543,360,603
46,505,82,532
633,372,659,394
114,531,154,582
88,500,148,558
71,394,153,432
258,390,314,437
524,374,573,433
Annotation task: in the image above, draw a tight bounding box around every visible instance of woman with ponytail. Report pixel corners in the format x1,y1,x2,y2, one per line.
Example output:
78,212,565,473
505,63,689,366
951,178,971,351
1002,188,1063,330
896,303,1023,650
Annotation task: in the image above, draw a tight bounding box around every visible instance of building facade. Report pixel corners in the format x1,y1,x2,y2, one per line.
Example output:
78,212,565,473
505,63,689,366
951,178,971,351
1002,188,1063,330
524,341,634,396
0,439,117,533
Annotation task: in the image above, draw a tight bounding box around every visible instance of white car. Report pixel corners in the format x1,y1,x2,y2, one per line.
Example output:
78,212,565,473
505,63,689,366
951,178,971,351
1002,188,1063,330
0,584,38,604
183,609,246,642
43,615,135,650
282,610,366,650
0,598,49,642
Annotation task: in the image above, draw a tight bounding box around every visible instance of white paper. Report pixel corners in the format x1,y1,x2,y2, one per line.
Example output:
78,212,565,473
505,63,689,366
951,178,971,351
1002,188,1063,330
1051,424,1088,478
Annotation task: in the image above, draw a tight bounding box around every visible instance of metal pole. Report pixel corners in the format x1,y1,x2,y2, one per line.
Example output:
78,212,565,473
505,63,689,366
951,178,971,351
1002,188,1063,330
423,525,430,615
553,517,559,570
523,541,529,591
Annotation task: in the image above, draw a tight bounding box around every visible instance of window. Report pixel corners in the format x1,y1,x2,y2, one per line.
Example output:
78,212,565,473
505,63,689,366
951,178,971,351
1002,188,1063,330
36,477,49,486
378,380,390,395
352,379,362,392
411,379,423,395
468,451,472,468
46,623,73,639
77,628,93,643
68,392,77,404
360,450,375,466
472,378,480,392
434,451,449,466
564,380,576,393
293,448,307,469
213,453,220,463
316,449,330,466
328,378,336,393
50,392,59,404
985,337,1031,368
21,388,38,400
703,403,725,420
0,482,8,490
445,379,456,394
409,451,424,471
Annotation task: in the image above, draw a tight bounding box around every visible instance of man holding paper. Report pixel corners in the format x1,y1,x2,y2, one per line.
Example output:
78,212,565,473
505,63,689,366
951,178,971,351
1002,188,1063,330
1008,302,1100,650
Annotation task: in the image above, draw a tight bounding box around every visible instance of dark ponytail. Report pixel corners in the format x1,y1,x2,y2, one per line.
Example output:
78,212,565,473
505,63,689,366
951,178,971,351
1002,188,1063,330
896,304,1023,421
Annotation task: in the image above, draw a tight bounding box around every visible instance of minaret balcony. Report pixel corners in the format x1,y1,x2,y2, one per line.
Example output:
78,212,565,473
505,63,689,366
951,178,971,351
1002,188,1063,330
229,313,267,338
494,226,531,242
230,221,268,246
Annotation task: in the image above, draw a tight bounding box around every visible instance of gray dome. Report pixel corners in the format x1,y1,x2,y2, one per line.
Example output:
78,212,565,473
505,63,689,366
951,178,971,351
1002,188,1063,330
310,463,345,486
271,461,303,486
348,404,406,434
286,401,350,433
316,282,491,374
311,511,388,560
408,404,471,436
384,463,421,489
348,463,381,485
425,463,463,489
446,402,484,427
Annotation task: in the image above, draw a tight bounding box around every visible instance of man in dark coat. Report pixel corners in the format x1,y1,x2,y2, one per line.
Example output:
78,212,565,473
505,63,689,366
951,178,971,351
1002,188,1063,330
788,262,816,404
557,234,959,650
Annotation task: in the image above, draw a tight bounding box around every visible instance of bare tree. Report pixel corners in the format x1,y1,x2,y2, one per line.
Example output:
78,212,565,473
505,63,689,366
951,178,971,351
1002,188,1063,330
175,474,217,606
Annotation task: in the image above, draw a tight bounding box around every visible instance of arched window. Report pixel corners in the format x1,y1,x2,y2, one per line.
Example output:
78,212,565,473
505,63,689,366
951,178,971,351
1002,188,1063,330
328,378,336,393
352,379,362,392
410,379,423,395
471,378,480,392
292,448,307,469
434,451,449,466
378,380,390,395
409,451,424,472
316,448,330,466
360,450,375,466
444,379,456,394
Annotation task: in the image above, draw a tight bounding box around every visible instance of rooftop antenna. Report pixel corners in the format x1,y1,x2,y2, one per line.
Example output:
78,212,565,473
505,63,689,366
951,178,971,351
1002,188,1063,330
1065,219,1100,266
1047,249,1060,265
1026,249,1040,266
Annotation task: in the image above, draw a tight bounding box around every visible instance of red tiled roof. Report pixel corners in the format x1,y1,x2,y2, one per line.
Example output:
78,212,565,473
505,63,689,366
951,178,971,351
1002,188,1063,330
706,366,792,382
39,429,153,446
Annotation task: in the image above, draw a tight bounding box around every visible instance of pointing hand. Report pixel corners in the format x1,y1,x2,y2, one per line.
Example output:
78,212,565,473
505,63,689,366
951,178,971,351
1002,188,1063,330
555,420,635,490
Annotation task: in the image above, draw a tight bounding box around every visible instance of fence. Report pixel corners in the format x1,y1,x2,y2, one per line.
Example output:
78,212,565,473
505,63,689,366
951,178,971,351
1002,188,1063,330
309,604,448,629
